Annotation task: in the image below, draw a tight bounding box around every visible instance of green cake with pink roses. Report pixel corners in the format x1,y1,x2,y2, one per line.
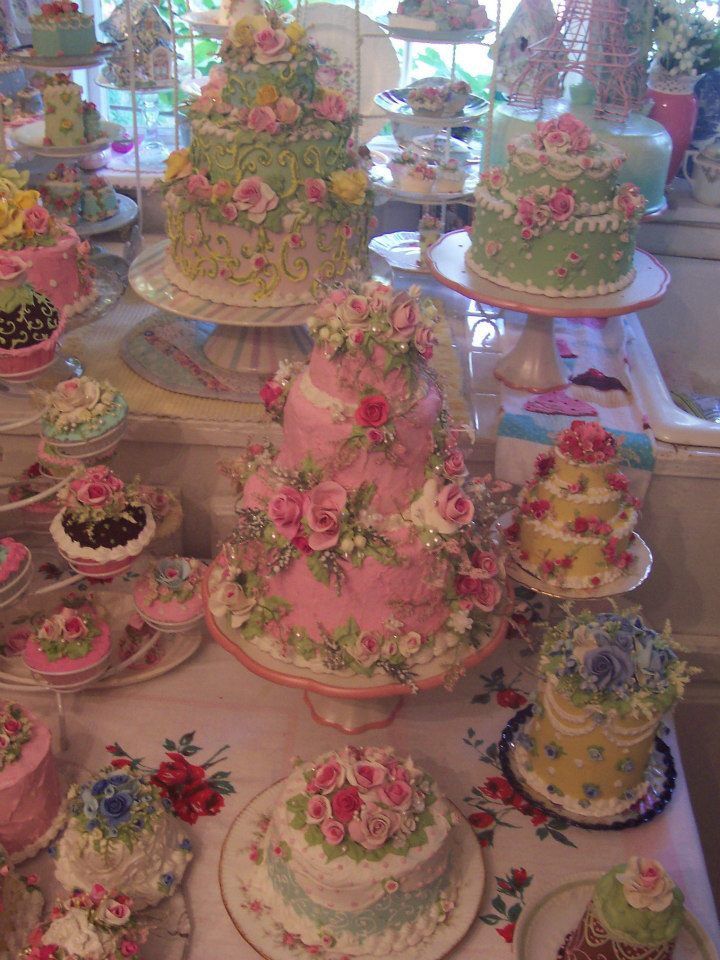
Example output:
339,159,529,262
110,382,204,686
468,113,647,298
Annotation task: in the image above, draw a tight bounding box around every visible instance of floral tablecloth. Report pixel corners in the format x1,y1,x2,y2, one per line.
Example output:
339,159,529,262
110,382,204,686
15,624,719,959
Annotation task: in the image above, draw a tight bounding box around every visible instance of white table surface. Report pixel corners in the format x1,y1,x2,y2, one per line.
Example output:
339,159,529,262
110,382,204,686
14,624,719,959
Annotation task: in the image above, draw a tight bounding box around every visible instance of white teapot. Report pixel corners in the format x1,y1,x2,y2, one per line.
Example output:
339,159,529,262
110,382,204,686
683,138,720,206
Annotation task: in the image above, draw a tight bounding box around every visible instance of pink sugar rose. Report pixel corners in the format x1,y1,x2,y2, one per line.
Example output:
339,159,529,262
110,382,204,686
389,292,419,340
232,176,278,224
414,324,436,360
306,794,331,824
338,294,370,325
521,227,534,241
473,578,502,612
24,205,50,235
276,97,300,124
443,449,467,479
548,186,575,222
304,178,327,204
366,427,384,444
187,173,212,200
0,252,28,285
3,717,21,734
557,113,587,138
3,627,31,655
331,786,362,823
311,758,344,794
120,941,139,957
544,129,571,152
101,900,132,925
470,550,498,579
348,759,387,789
355,394,389,428
517,196,536,227
259,378,283,408
352,632,381,665
321,818,345,845
314,93,348,123
348,804,400,850
62,613,87,640
437,482,474,528
341,223,353,238
379,778,413,811
268,486,305,541
304,481,347,551
254,27,290,64
211,179,233,201
75,480,112,508
484,239,501,257
329,289,347,305
247,105,279,135
221,202,238,222
534,205,550,228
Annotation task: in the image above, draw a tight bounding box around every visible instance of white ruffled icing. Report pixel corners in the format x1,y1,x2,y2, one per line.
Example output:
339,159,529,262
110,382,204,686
64,283,98,319
518,508,637,547
542,680,659,747
50,507,156,563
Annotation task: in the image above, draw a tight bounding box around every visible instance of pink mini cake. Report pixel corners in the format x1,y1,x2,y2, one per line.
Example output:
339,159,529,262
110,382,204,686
23,603,111,690
0,538,32,608
134,557,207,633
50,465,156,579
0,253,65,381
18,886,148,960
0,701,64,860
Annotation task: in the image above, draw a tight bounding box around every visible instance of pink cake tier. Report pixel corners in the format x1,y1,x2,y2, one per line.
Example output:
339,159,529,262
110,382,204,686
0,538,30,586
23,604,112,689
208,281,508,681
15,225,96,319
0,701,64,858
133,556,207,631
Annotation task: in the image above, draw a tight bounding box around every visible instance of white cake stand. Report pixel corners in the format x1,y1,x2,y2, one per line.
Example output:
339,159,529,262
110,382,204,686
203,559,510,734
427,230,671,392
129,240,313,375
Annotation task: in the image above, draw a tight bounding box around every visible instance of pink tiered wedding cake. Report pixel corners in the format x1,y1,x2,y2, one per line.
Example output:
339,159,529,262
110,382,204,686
206,281,507,683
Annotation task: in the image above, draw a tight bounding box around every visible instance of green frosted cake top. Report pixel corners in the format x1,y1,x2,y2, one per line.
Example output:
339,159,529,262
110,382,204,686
595,860,684,945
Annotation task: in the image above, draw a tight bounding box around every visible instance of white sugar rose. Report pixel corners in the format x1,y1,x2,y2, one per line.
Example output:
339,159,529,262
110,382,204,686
409,478,470,535
51,377,102,415
98,898,132,926
398,631,423,658
617,857,675,912
208,580,256,629
43,908,114,960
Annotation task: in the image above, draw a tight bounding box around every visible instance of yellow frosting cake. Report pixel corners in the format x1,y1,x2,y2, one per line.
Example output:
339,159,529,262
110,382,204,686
161,9,371,307
507,420,639,588
516,609,693,816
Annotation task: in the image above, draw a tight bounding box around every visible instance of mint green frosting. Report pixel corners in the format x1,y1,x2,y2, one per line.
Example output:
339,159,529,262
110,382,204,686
41,394,127,442
595,865,684,945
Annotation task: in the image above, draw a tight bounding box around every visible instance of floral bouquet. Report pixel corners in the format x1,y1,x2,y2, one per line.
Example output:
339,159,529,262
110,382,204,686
652,0,717,77
31,604,102,661
556,419,619,464
59,466,142,528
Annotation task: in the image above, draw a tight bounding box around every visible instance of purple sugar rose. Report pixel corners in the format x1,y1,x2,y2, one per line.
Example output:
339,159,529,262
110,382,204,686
582,646,633,692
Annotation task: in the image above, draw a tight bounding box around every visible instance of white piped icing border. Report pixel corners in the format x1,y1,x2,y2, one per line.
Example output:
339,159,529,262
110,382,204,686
164,254,317,308
298,369,428,422
542,680,659,747
519,508,637,547
538,476,620,504
8,795,68,865
50,506,156,562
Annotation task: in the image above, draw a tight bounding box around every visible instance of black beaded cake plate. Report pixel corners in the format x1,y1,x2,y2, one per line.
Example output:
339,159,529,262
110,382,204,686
220,780,485,960
499,705,676,831
516,875,718,960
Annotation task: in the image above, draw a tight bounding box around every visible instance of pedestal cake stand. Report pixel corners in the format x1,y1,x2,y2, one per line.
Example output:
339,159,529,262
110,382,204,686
203,559,510,734
427,230,671,392
128,239,313,381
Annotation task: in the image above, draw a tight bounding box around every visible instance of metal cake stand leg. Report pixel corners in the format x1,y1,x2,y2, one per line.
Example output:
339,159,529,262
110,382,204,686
493,311,567,392
303,691,405,734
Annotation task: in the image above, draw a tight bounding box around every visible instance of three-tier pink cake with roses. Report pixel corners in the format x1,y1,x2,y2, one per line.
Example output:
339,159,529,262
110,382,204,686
468,114,646,297
246,746,460,954
207,280,506,683
0,700,64,860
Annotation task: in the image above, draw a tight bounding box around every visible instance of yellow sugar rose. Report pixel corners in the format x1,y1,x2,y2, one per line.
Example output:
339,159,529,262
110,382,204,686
164,148,192,183
232,21,255,47
330,169,368,206
286,20,305,42
255,84,279,106
0,198,26,242
14,189,40,212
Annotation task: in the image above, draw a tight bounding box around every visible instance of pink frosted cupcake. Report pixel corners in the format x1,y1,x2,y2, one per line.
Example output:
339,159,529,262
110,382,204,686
50,466,156,579
0,253,66,382
134,557,207,633
23,603,111,689
0,538,32,608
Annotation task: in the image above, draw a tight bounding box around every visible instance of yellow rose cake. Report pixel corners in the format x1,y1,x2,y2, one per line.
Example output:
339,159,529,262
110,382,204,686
516,608,694,816
161,8,372,307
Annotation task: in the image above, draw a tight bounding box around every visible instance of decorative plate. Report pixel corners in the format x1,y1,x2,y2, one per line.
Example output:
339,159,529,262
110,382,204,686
375,14,495,45
374,88,488,126
499,705,677,831
6,41,122,69
298,2,400,142
372,162,476,201
74,194,139,239
220,781,485,960
369,231,430,273
516,874,718,960
11,120,122,158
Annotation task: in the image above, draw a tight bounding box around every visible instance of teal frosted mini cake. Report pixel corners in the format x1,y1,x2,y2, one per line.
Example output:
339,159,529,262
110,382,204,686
468,113,647,298
41,376,127,456
558,858,684,960
30,1,97,58
80,176,119,223
249,746,459,954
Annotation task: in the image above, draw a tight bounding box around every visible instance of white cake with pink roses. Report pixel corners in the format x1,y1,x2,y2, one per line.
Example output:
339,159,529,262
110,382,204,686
207,280,506,684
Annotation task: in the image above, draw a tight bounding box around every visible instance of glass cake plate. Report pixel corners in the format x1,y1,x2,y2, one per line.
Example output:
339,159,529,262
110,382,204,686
374,14,495,44
375,88,489,126
499,706,677,831
220,781,486,960
516,875,718,960
369,231,430,273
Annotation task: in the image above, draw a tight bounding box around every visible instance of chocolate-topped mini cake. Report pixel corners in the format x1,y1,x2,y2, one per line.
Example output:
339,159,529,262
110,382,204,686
569,367,629,408
0,252,65,379
50,465,156,579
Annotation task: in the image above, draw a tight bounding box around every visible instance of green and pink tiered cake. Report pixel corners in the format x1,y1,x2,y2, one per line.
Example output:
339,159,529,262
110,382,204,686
468,113,647,297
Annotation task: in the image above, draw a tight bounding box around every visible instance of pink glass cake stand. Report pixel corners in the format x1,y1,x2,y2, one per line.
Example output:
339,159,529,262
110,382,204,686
427,230,671,392
129,239,313,376
203,559,510,734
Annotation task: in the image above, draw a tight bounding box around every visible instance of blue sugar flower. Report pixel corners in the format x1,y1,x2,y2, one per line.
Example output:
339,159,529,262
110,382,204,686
544,742,562,760
99,790,134,826
583,646,633,692
156,558,191,590
583,783,601,799
616,757,635,773
109,774,131,787
181,838,192,851
91,778,109,796
161,873,175,887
